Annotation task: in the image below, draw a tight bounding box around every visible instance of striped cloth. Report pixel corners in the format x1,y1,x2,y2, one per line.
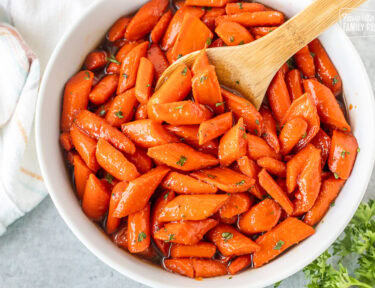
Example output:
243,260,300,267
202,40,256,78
0,20,47,235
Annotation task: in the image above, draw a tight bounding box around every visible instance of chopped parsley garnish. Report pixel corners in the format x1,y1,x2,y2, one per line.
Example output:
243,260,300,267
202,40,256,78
181,67,188,76
286,57,295,70
222,232,233,242
334,172,340,179
105,173,114,184
310,52,316,58
200,75,208,83
216,102,225,107
341,150,350,158
164,192,169,200
207,174,217,179
106,54,120,65
236,180,246,186
242,133,247,139
237,2,243,9
357,147,361,153
255,119,260,125
235,80,240,85
239,40,245,45
174,105,184,110
302,132,307,139
115,111,124,119
165,234,175,242
177,54,183,59
176,155,187,167
123,73,128,79
273,240,285,250
230,36,235,43
146,84,151,87
137,232,147,242
84,71,90,80
330,201,335,207
332,75,339,86
206,37,212,46
99,109,106,116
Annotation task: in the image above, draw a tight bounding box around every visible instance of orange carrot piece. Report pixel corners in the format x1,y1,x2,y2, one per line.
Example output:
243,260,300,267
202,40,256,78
89,74,119,105
311,129,331,167
226,2,265,14
303,78,350,131
70,124,100,172
219,193,253,219
115,41,144,64
257,157,286,177
309,39,342,96
128,204,151,253
294,46,316,78
239,198,281,234
250,26,278,36
267,69,291,123
208,224,260,256
60,132,73,151
191,49,210,75
222,88,263,135
135,57,154,104
171,242,217,258
210,38,226,47
253,217,315,267
158,194,229,221
154,218,218,245
126,148,153,174
106,181,128,234
282,93,320,151
112,225,129,250
258,169,294,215
164,259,194,278
218,117,247,166
150,10,173,44
96,139,139,181
147,43,169,80
192,65,224,114
84,51,107,71
117,41,149,94
236,156,266,199
161,171,218,194
286,69,304,101
216,11,284,27
105,88,137,127
106,62,120,74
191,167,255,193
279,117,308,155
75,110,136,154
186,0,228,7
228,255,252,275
247,134,281,160
135,103,148,120
193,259,227,278
73,155,92,199
107,17,131,42
114,166,170,218
147,143,219,171
260,107,280,153
198,112,233,145
125,0,169,41
202,8,226,31
328,130,358,180
149,100,213,125
61,70,93,132
82,174,110,220
216,21,254,46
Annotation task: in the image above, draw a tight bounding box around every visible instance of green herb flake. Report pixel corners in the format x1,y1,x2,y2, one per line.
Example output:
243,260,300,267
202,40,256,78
357,147,361,153
342,127,348,131
207,174,217,179
273,240,285,250
332,75,339,86
146,84,151,87
254,129,259,135
176,155,187,167
115,111,124,119
106,54,120,65
230,36,235,43
99,109,106,116
84,71,91,80
105,173,114,184
255,119,260,125
180,137,185,142
239,40,245,45
200,75,208,83
165,234,175,242
310,52,316,58
216,102,225,107
334,172,340,179
302,132,307,139
242,133,247,140
174,105,184,110
206,37,212,46
235,80,240,85
181,67,188,76
236,180,246,186
228,276,233,280
123,73,128,79
341,150,350,158
237,2,243,9
221,232,233,242
330,201,335,207
137,231,147,242
273,281,282,288
164,192,169,200
286,58,295,70
177,54,183,59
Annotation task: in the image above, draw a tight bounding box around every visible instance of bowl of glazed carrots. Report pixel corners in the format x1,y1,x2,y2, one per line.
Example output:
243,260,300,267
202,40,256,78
35,0,375,287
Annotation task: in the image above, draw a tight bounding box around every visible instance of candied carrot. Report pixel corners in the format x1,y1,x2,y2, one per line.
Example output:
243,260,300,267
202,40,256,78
210,38,225,47
250,26,277,36
247,134,281,160
236,156,266,199
60,132,73,151
84,51,107,71
216,11,284,27
171,242,217,258
202,8,226,31
151,10,173,44
193,259,227,278
279,117,308,155
82,174,110,220
126,148,153,174
112,225,129,249
89,74,119,105
311,129,331,167
228,255,252,275
115,41,143,64
186,0,228,7
128,204,151,253
219,193,253,219
294,46,316,78
286,69,303,101
107,17,131,42
257,157,286,177
147,43,169,80
135,57,154,104
164,259,195,278
135,104,148,120
95,98,114,117
226,2,265,14
216,21,254,46
73,154,92,199
106,181,128,234
105,88,137,127
260,106,280,153
191,50,210,75
198,112,233,145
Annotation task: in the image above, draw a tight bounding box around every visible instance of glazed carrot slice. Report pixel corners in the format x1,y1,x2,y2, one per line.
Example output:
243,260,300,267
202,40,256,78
89,74,119,105
125,0,169,41
70,124,99,172
171,242,217,258
60,132,73,151
84,51,107,71
250,26,278,36
61,70,93,132
150,10,173,44
96,139,139,181
191,167,255,193
328,130,358,180
192,65,224,114
210,38,225,47
75,110,136,155
257,157,286,177
147,143,219,171
226,2,265,14
219,193,253,219
112,225,129,250
82,174,110,220
218,118,247,166
258,169,294,215
161,171,218,194
95,98,114,118
126,148,153,174
164,259,194,278
282,93,320,151
228,255,251,275
153,218,218,245
135,57,154,104
198,112,233,145
158,194,229,221
106,62,120,74
294,46,316,78
309,39,342,96
303,78,350,131
247,134,281,160
147,64,192,119
107,17,131,42
186,0,228,7
279,117,308,155
260,107,280,153
267,69,291,123
239,198,281,234
191,50,210,75
170,13,213,62
202,8,226,31
106,181,128,234
117,41,149,94
236,156,266,199
128,203,151,253
216,21,254,46
253,217,315,268
161,5,205,51
222,88,263,135
73,155,92,199
147,44,169,80
105,88,137,127
193,259,227,278
149,100,213,125
208,224,260,256
216,11,285,27
135,104,148,120
286,69,303,101
151,191,175,256
311,129,331,167
115,41,144,64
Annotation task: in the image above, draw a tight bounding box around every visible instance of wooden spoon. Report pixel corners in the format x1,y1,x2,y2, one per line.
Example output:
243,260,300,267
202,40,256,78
156,0,367,109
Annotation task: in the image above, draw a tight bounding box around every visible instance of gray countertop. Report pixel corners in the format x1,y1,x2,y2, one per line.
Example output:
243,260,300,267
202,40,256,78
1,2,375,287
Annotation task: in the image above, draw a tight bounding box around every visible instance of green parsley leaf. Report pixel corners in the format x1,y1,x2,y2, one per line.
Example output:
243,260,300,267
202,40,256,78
255,119,260,125
106,54,120,65
341,150,350,158
330,201,335,207
164,192,169,200
84,71,91,80
286,58,295,70
174,105,184,110
99,109,106,116
236,180,245,186
228,276,233,280
146,84,151,87
115,111,124,119
332,75,339,86
123,73,128,79
274,281,282,288
206,37,212,46
207,174,217,179
310,52,316,58
137,231,147,242
181,67,188,76
216,102,225,107
302,132,307,139
237,2,243,9
357,148,361,153
200,75,208,83
242,133,247,139
165,234,175,242
176,155,187,167
334,172,340,179
105,173,114,184
235,80,240,85
230,36,235,43
239,40,245,45
222,232,233,242
273,240,285,250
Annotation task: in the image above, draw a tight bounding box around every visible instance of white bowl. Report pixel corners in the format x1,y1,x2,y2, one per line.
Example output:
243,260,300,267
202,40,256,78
35,0,375,287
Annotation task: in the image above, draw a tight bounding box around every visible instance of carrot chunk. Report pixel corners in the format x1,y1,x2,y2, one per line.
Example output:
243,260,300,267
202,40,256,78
128,204,151,253
164,259,195,278
286,69,303,101
186,0,228,7
73,155,92,199
135,57,155,104
193,259,227,278
150,10,173,44
106,181,128,234
247,134,280,160
260,107,280,153
60,132,73,151
250,26,278,36
147,43,169,80
198,112,233,145
219,193,253,219
171,242,217,258
236,156,266,199
105,88,138,127
107,17,131,42
257,157,286,177
228,255,251,275
226,3,265,15
311,129,331,167
279,117,308,155
135,103,148,120
216,11,284,27
126,148,154,174
216,21,254,46
202,8,226,31
89,74,119,105
84,51,107,71
294,46,316,78
82,174,110,220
